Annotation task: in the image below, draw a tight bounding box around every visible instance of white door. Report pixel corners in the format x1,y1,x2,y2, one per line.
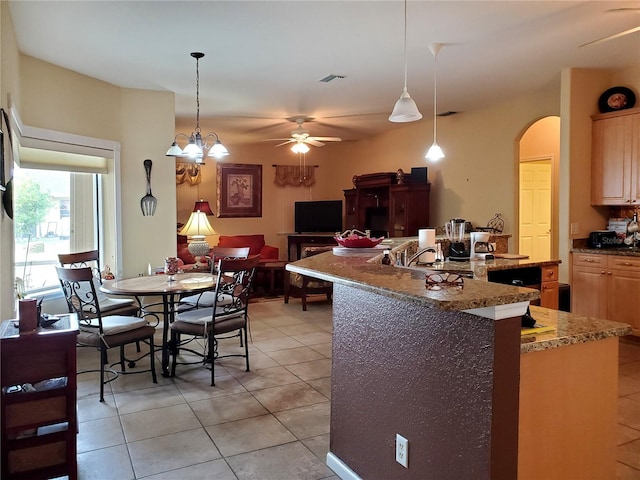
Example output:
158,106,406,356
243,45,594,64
519,160,551,259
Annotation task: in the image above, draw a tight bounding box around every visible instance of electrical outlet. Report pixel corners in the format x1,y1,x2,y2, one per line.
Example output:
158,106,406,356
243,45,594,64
396,434,409,468
571,223,579,235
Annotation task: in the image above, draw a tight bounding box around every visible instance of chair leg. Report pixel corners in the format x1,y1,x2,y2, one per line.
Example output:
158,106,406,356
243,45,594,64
119,346,126,372
209,337,216,387
243,326,250,373
99,347,106,402
284,271,290,304
149,334,157,384
170,331,179,378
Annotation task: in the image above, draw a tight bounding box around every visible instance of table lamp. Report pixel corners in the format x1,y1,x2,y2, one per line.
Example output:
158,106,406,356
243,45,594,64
179,210,216,268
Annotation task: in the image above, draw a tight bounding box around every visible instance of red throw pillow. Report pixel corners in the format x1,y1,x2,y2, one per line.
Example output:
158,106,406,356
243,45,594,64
177,242,196,265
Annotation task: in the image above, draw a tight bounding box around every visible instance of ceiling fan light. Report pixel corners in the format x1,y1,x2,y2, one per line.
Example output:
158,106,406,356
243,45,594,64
389,89,423,123
291,142,310,154
425,142,445,161
208,140,229,158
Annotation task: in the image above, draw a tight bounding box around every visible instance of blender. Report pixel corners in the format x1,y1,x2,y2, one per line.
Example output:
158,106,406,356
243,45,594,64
445,219,469,261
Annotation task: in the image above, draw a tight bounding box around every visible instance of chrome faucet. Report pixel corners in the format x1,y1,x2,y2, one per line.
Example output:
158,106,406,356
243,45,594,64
404,247,436,267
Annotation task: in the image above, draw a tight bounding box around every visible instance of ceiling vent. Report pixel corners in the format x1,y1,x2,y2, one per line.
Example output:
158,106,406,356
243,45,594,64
437,111,458,117
319,74,346,83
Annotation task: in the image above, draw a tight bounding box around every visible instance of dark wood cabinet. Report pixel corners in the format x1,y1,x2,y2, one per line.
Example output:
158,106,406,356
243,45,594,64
1,315,79,480
344,171,430,237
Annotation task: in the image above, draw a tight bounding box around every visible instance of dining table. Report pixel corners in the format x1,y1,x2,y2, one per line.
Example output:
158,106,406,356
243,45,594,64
100,272,216,376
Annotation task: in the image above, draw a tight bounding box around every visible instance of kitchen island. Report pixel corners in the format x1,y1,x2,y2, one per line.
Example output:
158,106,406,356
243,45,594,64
287,252,630,480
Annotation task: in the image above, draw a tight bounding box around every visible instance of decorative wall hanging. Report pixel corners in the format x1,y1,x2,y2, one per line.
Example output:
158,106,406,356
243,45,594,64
176,162,202,185
273,164,316,187
216,163,262,218
140,159,157,216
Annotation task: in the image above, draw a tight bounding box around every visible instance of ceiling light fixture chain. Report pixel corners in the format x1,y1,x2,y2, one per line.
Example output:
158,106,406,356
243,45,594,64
166,52,229,163
389,0,422,123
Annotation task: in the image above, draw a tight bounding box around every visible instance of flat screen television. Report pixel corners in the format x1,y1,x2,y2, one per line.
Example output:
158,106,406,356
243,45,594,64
294,200,343,233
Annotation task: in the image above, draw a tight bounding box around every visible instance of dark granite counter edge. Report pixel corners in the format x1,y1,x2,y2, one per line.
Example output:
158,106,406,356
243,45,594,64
572,248,640,257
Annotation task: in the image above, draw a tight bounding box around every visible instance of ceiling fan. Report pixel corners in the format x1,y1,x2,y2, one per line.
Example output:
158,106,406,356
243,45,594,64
579,8,640,47
264,117,342,152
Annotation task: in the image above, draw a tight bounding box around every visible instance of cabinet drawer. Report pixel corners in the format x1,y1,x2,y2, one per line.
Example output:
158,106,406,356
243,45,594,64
5,396,67,430
8,440,67,474
541,265,558,282
573,253,607,267
608,255,640,270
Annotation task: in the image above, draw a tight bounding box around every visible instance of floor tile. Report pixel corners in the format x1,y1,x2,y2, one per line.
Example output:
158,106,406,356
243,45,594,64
620,374,640,397
274,402,331,440
128,428,221,478
121,403,201,442
190,391,268,426
302,433,331,461
619,423,640,445
77,394,119,423
235,366,301,391
226,441,333,480
174,373,247,403
77,416,125,453
252,382,328,412
617,461,640,480
253,336,306,353
308,377,332,399
77,444,135,480
267,346,325,366
285,358,332,381
142,458,238,480
618,438,640,470
620,397,640,430
291,332,333,347
114,384,185,415
206,414,296,456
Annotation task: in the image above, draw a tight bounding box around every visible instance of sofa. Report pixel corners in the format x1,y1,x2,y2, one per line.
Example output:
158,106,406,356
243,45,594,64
177,234,279,269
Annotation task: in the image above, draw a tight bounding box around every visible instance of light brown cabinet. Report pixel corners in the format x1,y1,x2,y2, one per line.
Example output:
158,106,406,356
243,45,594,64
1,316,79,479
540,265,559,310
591,107,640,206
344,171,430,237
572,253,640,335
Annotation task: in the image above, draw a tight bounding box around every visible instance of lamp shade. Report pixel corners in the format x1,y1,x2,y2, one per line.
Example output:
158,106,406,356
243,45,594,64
192,200,214,216
208,140,229,158
179,211,216,239
389,89,423,123
425,142,445,161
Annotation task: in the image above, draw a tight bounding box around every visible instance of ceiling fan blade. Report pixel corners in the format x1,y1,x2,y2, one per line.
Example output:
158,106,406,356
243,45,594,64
305,139,324,147
275,140,294,147
260,138,292,142
310,136,342,142
579,25,640,47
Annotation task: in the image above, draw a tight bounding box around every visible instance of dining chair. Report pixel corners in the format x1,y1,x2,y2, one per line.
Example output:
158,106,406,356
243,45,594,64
178,246,251,309
56,266,157,402
58,250,140,317
284,246,333,311
169,255,260,386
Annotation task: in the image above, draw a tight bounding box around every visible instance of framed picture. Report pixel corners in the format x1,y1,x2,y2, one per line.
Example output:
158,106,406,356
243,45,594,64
216,163,262,218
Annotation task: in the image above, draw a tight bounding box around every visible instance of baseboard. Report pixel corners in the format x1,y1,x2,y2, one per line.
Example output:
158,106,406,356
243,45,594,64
326,452,362,480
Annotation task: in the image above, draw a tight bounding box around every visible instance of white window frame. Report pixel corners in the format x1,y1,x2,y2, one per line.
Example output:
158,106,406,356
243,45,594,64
9,105,124,277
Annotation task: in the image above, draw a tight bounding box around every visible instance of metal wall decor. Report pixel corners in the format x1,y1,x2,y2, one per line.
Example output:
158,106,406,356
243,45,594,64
140,159,157,216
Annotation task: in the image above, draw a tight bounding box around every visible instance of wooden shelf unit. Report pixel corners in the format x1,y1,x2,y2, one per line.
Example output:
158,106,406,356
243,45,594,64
344,171,430,238
1,315,79,480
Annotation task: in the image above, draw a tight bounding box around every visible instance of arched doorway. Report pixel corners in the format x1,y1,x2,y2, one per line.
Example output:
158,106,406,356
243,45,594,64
518,116,560,259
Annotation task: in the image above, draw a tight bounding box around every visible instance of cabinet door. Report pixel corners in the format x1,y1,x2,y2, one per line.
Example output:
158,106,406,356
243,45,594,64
389,189,408,237
591,114,631,205
540,281,559,309
632,113,640,205
608,268,640,335
571,265,608,319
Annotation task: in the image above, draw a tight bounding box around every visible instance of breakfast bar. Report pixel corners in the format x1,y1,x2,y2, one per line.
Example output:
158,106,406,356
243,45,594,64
287,252,630,480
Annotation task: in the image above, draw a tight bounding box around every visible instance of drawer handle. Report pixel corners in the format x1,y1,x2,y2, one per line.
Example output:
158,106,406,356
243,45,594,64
546,271,554,277
622,262,633,266
584,259,595,263
601,270,606,274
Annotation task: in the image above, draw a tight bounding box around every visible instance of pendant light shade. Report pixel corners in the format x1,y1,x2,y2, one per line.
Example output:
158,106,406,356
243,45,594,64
425,43,445,161
389,0,422,123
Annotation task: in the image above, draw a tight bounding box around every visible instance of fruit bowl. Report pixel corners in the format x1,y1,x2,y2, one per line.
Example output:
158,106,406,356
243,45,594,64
334,234,385,248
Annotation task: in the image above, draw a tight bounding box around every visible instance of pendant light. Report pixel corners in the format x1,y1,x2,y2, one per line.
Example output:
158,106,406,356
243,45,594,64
389,0,422,123
425,43,445,161
166,52,229,164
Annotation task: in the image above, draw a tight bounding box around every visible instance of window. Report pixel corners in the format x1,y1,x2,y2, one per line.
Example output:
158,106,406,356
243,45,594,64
13,164,100,296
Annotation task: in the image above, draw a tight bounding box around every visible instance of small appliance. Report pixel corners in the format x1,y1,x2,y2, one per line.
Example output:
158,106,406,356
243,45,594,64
470,231,495,259
588,230,622,249
446,219,469,261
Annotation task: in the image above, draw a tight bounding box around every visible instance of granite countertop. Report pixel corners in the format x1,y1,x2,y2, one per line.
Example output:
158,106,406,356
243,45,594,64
572,247,640,257
287,251,539,312
520,306,631,353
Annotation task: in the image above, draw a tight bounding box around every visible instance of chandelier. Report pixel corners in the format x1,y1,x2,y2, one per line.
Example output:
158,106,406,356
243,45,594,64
166,52,229,164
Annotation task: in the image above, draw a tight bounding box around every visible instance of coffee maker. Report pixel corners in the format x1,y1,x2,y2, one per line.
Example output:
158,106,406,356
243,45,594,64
470,232,495,259
445,219,469,261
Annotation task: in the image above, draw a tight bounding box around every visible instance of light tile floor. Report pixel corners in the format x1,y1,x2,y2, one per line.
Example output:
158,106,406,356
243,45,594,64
69,297,640,479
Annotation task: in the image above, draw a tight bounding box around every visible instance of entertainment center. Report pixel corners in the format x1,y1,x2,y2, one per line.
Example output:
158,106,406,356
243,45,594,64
344,169,430,238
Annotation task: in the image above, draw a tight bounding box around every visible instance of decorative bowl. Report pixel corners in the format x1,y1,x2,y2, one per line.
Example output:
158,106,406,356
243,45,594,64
334,235,384,248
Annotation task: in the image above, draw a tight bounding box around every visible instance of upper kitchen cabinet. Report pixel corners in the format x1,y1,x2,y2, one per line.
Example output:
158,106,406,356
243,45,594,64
591,107,640,206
